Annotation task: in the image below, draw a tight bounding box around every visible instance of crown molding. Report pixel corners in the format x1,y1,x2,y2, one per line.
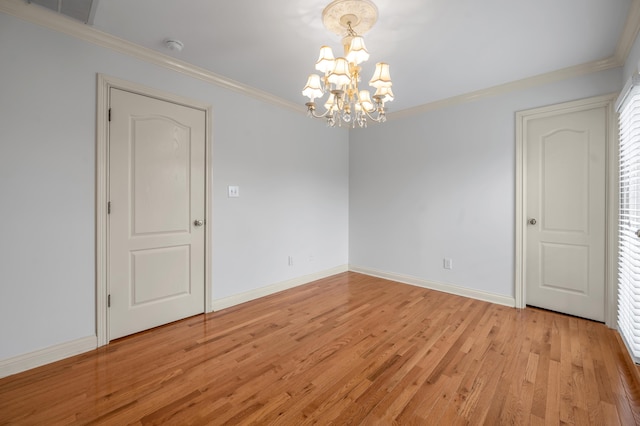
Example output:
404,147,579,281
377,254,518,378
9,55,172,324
615,0,640,64
0,0,304,114
389,0,640,120
2,0,639,119
389,57,620,119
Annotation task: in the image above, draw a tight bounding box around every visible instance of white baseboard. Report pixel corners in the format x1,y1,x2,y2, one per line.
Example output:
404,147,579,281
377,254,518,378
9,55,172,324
0,265,511,379
349,265,516,307
0,335,97,379
0,266,348,379
211,265,349,311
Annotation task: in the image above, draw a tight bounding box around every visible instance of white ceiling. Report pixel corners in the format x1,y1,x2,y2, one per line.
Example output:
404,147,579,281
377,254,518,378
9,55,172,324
78,1,634,111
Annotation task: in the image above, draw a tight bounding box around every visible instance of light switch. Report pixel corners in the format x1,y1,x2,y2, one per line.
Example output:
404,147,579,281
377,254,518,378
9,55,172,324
443,258,453,270
228,185,239,198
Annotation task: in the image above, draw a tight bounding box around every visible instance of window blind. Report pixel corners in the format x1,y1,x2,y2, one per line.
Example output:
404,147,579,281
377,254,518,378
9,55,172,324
618,75,640,363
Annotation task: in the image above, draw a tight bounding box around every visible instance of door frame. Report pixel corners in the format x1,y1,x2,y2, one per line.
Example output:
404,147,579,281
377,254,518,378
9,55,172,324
96,74,213,346
515,93,618,327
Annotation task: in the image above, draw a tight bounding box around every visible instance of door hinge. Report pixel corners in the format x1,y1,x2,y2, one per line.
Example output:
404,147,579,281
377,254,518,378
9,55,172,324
107,201,111,214
108,294,111,308
108,108,111,122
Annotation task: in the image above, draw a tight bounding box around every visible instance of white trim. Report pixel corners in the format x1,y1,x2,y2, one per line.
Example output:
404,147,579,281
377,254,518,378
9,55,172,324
514,93,618,327
616,74,640,112
515,108,525,309
387,0,640,118
96,74,213,345
349,265,516,308
96,74,108,346
0,0,301,114
614,0,640,64
204,99,214,315
606,99,619,328
0,336,97,379
390,58,618,120
211,265,349,311
2,0,639,119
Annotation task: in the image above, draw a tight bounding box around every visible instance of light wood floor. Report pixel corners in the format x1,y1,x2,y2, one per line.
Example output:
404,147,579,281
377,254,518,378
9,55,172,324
1,272,639,425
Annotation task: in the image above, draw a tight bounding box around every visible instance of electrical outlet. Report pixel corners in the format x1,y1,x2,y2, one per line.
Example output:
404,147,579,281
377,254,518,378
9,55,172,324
443,258,453,270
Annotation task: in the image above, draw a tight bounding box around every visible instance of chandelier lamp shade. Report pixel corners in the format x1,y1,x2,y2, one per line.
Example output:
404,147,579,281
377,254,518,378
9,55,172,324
302,0,393,128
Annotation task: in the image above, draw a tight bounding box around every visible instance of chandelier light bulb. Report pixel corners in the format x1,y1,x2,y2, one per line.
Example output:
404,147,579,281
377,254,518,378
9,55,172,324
302,74,323,101
327,57,352,87
369,62,392,88
346,36,369,65
324,92,338,111
315,46,336,74
374,86,394,103
358,90,374,112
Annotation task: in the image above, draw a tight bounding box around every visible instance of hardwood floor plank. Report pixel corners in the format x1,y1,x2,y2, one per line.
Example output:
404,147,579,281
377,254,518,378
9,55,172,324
579,321,607,425
601,401,623,426
499,331,533,425
558,315,576,425
531,337,551,420
0,272,638,425
545,359,562,424
465,349,507,425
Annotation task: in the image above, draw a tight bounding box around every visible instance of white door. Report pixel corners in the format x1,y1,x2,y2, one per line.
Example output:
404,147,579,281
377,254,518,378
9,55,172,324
108,88,206,340
525,105,606,321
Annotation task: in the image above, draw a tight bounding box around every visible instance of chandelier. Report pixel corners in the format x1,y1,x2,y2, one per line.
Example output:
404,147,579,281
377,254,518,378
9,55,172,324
302,0,394,128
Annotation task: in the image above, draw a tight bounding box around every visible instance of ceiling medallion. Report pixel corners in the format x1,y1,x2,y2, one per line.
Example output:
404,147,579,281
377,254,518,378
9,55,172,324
302,0,394,128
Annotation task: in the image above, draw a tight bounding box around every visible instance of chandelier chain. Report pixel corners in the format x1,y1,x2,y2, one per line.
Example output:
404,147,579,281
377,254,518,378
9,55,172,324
346,22,357,37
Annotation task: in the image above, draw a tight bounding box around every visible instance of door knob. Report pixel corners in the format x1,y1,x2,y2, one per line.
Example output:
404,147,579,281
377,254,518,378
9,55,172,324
193,220,204,227
529,218,537,225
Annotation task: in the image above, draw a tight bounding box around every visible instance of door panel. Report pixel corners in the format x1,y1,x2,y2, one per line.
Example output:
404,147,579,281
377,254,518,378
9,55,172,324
542,129,589,232
526,106,606,321
131,245,191,305
109,88,205,340
131,117,191,235
540,243,588,294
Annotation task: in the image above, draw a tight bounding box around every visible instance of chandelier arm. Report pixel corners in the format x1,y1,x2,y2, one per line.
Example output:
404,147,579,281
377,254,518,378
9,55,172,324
360,107,386,122
305,102,335,119
310,109,334,119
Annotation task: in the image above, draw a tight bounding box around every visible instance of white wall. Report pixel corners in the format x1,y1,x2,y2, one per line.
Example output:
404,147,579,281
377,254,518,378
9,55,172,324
0,12,349,361
1,5,634,367
349,68,622,300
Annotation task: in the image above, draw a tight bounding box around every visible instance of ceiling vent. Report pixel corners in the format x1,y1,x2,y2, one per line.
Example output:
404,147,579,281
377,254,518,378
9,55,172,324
27,0,98,25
